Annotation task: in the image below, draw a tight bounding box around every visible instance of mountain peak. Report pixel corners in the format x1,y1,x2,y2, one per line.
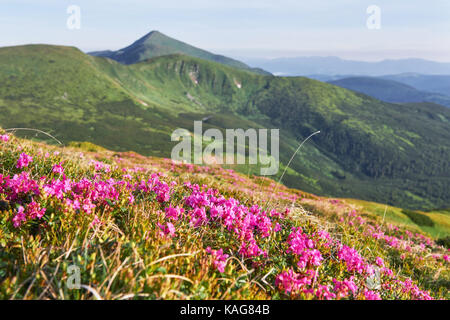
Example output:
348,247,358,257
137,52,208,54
88,31,271,75
140,30,164,40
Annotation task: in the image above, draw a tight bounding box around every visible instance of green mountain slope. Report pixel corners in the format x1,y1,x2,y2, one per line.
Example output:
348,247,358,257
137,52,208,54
1,44,450,210
89,31,270,75
329,77,450,107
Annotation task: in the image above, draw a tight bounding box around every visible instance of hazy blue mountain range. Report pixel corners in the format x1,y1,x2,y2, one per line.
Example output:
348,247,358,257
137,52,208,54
380,74,450,96
329,77,450,107
243,56,450,77
307,73,450,97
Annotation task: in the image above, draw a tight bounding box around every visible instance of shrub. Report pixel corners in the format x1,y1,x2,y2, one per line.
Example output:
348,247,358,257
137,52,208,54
401,209,435,227
436,236,450,249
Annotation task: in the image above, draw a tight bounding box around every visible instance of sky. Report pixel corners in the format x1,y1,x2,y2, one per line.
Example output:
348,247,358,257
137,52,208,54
1,0,449,61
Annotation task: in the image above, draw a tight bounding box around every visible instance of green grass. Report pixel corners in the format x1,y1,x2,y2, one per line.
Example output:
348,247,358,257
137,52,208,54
343,198,450,238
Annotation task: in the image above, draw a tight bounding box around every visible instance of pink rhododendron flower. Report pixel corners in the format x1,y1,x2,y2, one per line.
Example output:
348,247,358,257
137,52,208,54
165,205,184,221
206,247,229,273
333,277,358,299
315,284,336,300
52,163,64,175
364,289,381,300
16,153,33,169
275,269,317,295
158,222,176,238
287,227,323,269
26,201,46,220
12,206,26,228
0,134,9,142
337,245,367,274
375,257,384,267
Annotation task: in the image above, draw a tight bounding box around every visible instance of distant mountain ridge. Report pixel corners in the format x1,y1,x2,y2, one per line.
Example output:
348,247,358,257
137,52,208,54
243,56,450,76
380,74,450,96
329,77,450,107
89,31,270,75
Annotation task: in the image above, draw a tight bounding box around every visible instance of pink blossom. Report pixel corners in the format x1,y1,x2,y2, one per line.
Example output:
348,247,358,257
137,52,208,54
206,247,229,273
12,206,26,227
315,284,336,300
0,134,9,142
337,245,367,274
52,163,64,175
165,205,184,221
158,222,176,238
26,201,46,219
364,289,381,300
16,153,33,169
375,257,384,267
333,276,358,298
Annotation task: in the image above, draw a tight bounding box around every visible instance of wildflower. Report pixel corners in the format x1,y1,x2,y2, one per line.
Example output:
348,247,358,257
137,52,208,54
52,163,64,175
165,205,184,221
364,289,381,300
12,206,26,227
333,277,358,298
26,201,46,219
375,257,384,267
315,284,336,300
206,247,229,273
16,153,33,169
0,134,9,142
275,269,315,295
286,228,323,269
337,245,367,274
158,222,176,238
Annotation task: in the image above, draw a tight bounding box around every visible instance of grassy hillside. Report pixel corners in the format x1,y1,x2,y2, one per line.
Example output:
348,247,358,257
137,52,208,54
89,31,270,75
329,77,450,107
1,45,450,210
0,131,448,300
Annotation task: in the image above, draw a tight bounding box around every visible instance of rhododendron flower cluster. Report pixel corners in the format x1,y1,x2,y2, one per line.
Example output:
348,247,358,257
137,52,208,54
0,172,40,202
158,222,176,238
182,184,279,261
397,279,433,300
52,163,65,175
333,277,358,299
364,289,382,300
11,201,46,228
16,153,33,169
206,247,229,273
165,205,184,221
275,269,318,295
287,227,323,269
337,245,370,275
0,134,9,142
